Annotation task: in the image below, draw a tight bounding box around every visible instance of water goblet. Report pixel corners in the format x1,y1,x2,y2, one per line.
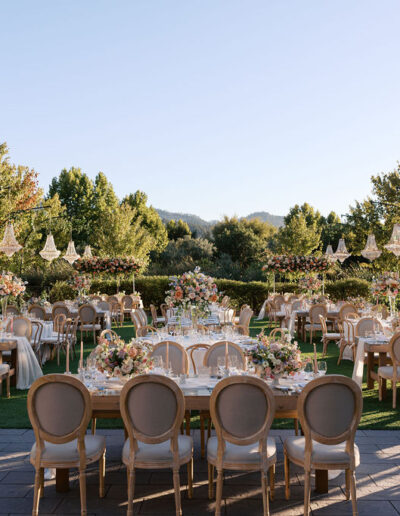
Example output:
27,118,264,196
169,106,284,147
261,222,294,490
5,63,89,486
317,361,327,376
217,357,226,378
304,362,314,379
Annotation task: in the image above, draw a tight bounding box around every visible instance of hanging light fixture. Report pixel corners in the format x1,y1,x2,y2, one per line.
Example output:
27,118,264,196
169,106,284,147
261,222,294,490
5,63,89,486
324,244,337,262
384,223,400,257
83,245,92,258
0,222,22,257
361,234,381,261
39,232,60,262
63,240,80,264
334,238,351,263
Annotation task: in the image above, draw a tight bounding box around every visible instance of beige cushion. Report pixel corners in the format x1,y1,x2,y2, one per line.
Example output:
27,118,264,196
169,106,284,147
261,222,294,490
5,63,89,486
304,324,322,330
0,364,10,374
378,366,400,379
80,324,101,331
325,333,341,339
284,436,360,466
30,435,105,465
122,435,192,465
207,436,276,467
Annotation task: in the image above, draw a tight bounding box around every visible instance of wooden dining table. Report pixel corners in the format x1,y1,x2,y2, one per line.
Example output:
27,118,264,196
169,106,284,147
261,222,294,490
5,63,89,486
54,382,330,495
296,310,339,341
363,340,391,396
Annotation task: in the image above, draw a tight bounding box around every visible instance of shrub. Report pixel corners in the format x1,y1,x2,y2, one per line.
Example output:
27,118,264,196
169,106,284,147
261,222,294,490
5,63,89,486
49,281,75,303
325,277,370,301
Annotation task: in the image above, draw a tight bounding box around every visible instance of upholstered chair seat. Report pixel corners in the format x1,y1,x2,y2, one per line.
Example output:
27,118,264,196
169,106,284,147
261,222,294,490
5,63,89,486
122,435,192,466
31,435,105,466
285,436,360,466
207,436,276,467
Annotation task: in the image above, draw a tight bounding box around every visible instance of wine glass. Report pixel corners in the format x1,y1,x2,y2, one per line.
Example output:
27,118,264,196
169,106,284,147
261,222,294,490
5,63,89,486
317,361,327,376
217,357,226,378
228,355,240,375
304,362,313,379
152,355,164,374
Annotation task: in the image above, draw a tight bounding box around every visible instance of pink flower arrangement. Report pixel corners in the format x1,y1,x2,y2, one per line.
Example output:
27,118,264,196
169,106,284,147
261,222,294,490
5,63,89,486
165,266,219,315
73,256,144,276
93,337,153,377
246,333,306,379
371,272,400,299
262,255,331,274
0,271,27,297
70,274,91,293
298,276,322,293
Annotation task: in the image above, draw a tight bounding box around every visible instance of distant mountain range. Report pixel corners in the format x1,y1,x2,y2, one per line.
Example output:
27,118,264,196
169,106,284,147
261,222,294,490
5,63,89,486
156,209,284,236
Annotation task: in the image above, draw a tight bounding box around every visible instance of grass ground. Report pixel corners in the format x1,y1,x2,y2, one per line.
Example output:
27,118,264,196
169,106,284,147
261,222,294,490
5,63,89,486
0,318,398,429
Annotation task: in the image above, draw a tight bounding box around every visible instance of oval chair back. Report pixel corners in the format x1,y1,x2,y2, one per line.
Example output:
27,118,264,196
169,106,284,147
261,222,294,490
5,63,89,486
339,303,358,322
309,304,327,324
97,301,111,312
186,343,210,374
355,317,383,338
29,304,46,320
6,305,20,316
12,316,32,338
78,304,96,325
204,341,246,370
52,304,70,320
151,341,189,375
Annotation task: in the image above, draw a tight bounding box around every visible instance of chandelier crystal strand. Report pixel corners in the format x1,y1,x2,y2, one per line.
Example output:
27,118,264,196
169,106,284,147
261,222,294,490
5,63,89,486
83,245,92,258
361,234,382,261
334,238,351,263
39,233,60,262
384,224,400,257
0,222,22,257
63,240,80,264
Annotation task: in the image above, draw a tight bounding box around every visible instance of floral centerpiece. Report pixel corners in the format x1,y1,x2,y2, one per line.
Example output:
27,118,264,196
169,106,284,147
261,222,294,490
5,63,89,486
70,273,92,298
262,255,332,274
246,332,306,384
93,337,153,377
298,276,322,295
371,272,400,316
165,266,219,319
0,271,27,316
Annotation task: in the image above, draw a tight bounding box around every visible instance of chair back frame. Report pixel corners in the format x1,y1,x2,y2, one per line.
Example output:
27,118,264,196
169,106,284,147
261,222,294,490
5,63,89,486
203,341,246,370
151,341,189,374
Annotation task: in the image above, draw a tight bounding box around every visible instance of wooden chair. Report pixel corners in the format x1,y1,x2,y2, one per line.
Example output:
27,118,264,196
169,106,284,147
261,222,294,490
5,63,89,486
97,300,111,312
136,325,157,338
304,304,327,344
233,308,253,336
5,305,20,316
208,376,277,516
150,304,165,326
106,295,119,305
151,341,189,376
51,304,70,320
355,317,383,338
99,329,119,342
31,321,44,366
319,315,341,356
204,341,247,370
0,364,10,398
90,295,103,302
28,374,106,516
131,311,156,338
338,303,358,322
28,304,47,320
269,328,290,340
120,374,193,516
337,319,356,365
121,295,135,319
40,314,66,363
378,332,400,408
78,304,101,345
284,375,362,516
11,316,32,339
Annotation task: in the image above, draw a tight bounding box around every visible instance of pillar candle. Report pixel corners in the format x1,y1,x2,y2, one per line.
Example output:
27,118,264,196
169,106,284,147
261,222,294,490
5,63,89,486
80,337,84,369
66,342,70,373
313,343,318,374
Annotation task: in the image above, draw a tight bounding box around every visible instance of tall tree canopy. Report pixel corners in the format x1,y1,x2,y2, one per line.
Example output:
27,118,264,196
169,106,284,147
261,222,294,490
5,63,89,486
166,219,192,240
212,216,276,270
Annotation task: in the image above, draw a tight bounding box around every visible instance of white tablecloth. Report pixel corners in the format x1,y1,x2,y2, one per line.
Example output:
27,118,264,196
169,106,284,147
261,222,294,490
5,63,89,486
0,334,42,390
352,335,390,387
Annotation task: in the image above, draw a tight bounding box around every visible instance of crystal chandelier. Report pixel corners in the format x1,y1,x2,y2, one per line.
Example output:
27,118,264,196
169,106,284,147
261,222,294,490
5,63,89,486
83,245,92,258
334,238,351,263
63,240,80,264
384,223,400,257
325,244,337,262
0,222,22,257
361,234,381,261
39,233,60,262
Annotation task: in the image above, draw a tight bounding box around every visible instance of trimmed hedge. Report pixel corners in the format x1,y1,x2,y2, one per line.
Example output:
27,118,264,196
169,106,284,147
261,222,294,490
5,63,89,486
47,276,372,311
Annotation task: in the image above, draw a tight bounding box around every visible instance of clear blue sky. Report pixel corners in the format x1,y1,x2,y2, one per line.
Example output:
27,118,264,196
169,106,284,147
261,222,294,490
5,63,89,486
1,0,400,221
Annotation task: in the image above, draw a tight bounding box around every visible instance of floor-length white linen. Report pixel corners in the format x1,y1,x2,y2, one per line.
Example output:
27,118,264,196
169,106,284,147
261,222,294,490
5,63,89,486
14,335,43,389
257,300,268,320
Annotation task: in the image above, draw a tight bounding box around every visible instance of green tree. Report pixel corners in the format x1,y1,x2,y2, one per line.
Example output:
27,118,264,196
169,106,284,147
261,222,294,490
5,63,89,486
92,203,153,262
212,217,276,270
123,191,168,252
166,219,192,240
48,167,94,247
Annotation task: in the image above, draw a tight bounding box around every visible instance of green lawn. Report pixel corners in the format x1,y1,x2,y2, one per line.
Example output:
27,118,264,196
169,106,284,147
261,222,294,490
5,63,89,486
0,318,398,429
